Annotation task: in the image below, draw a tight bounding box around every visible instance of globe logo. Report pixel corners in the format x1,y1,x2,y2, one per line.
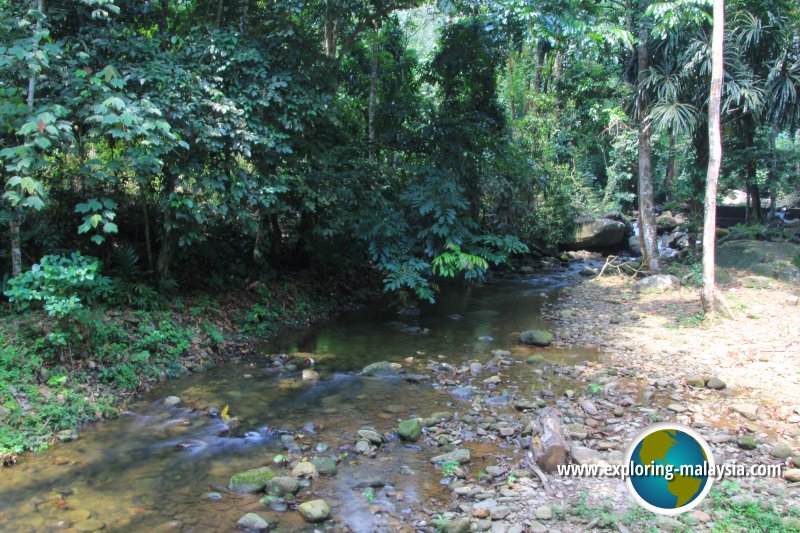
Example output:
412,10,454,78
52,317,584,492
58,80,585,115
624,423,715,515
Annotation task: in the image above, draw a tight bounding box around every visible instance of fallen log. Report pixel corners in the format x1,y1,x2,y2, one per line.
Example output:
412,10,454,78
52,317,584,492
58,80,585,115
531,406,569,473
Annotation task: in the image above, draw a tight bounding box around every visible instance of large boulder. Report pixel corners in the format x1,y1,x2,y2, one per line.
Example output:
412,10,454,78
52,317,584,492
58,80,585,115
568,218,626,251
717,240,800,284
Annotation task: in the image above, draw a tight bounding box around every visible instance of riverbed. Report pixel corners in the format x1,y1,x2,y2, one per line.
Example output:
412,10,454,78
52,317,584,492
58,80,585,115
0,264,602,532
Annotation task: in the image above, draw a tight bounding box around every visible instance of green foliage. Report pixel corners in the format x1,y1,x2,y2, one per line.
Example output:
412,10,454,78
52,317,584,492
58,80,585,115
4,252,112,318
440,460,460,477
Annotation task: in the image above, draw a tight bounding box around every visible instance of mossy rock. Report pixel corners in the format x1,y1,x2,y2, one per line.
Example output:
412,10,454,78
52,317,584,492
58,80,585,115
526,354,545,364
310,456,338,476
229,466,276,493
398,418,423,442
519,330,553,347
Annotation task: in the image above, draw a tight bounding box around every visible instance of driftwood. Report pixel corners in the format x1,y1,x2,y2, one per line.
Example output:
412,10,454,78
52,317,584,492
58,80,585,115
530,407,569,473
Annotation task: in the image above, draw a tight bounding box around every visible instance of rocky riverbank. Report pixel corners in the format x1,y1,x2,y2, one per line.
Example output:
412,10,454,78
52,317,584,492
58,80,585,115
199,263,799,532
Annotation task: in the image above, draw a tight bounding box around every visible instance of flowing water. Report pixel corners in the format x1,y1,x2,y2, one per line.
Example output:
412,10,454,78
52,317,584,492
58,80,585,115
0,264,603,533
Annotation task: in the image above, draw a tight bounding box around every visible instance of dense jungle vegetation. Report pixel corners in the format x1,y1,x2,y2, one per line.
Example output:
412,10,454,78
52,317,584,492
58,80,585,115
1,0,799,458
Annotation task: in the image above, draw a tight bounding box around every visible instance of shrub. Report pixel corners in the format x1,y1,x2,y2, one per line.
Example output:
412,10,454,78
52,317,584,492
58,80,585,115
4,252,112,319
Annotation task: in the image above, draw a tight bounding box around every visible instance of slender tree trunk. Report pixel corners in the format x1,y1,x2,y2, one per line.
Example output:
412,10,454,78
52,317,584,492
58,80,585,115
664,127,676,202
160,0,169,32
702,0,724,314
10,0,44,277
534,41,546,92
636,12,659,273
240,0,248,33
157,170,176,281
368,21,379,163
10,217,22,277
768,122,778,219
142,194,154,272
215,0,224,27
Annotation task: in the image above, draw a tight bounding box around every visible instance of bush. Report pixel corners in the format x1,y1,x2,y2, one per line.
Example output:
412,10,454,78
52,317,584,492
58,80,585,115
4,252,112,318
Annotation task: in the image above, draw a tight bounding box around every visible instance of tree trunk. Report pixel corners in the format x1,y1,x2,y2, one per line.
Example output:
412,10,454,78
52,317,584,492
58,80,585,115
160,0,169,32
157,170,176,281
368,21,379,163
531,407,569,473
10,0,45,277
142,194,154,272
508,52,515,137
768,122,778,219
664,127,676,202
215,0,224,27
702,0,724,315
240,0,248,33
636,12,659,273
10,216,22,277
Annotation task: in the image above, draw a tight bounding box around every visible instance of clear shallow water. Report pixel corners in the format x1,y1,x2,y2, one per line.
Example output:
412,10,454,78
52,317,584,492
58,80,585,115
0,265,600,533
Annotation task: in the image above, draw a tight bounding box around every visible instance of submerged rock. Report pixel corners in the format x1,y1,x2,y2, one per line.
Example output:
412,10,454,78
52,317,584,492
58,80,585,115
229,467,275,494
267,476,301,496
298,499,330,523
237,513,270,532
519,330,553,347
291,461,318,479
398,418,423,442
431,448,470,464
361,361,398,377
311,456,338,476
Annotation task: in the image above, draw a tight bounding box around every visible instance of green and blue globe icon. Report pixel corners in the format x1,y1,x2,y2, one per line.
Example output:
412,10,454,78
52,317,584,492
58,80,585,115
625,423,714,515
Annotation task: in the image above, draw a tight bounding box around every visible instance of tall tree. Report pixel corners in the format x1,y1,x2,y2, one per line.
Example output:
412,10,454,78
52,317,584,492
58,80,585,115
636,0,659,273
702,0,724,314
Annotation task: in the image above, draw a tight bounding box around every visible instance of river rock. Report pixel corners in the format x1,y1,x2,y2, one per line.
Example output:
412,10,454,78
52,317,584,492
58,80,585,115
229,467,275,493
57,429,79,442
519,330,553,347
686,375,706,388
354,440,372,454
302,369,319,381
770,442,793,459
310,456,337,476
570,446,602,465
163,396,181,407
633,275,680,293
358,429,383,444
785,469,800,482
268,476,301,495
706,377,726,390
237,513,271,532
568,218,626,250
74,520,105,532
526,355,545,364
298,499,330,523
292,461,318,479
398,418,423,441
362,361,398,377
580,399,599,416
431,448,471,464
443,517,471,533
732,403,759,421
737,436,757,450
534,505,552,520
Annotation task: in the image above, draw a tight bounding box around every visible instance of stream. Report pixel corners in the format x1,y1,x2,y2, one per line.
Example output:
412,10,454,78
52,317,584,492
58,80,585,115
0,263,605,533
